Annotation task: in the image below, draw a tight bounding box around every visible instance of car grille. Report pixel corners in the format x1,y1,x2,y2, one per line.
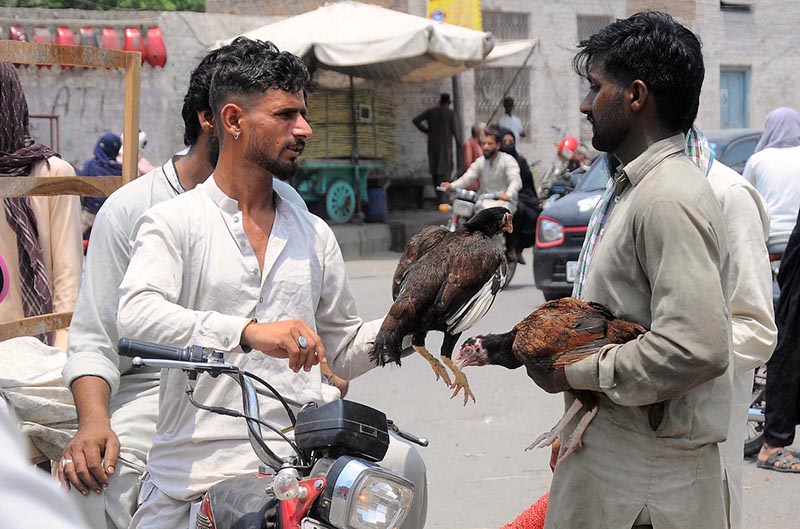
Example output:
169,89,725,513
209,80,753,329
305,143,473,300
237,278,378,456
564,231,588,245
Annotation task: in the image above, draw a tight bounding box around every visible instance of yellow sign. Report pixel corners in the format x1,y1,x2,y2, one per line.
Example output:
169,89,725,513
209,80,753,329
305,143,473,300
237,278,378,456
427,0,483,31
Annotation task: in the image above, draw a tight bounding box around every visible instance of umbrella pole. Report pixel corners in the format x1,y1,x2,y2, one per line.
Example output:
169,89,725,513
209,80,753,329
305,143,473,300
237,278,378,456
451,74,464,172
350,74,362,220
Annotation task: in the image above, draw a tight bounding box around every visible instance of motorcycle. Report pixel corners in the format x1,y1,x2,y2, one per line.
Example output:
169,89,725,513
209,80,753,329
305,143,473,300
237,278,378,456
743,241,785,457
436,187,518,287
117,338,427,529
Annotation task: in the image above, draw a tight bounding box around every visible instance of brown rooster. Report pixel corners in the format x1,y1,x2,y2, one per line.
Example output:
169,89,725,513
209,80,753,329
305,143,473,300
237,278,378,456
453,297,646,460
370,207,513,405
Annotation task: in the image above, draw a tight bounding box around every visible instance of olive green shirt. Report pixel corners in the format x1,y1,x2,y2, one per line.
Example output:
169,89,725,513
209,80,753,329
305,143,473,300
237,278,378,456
547,135,733,529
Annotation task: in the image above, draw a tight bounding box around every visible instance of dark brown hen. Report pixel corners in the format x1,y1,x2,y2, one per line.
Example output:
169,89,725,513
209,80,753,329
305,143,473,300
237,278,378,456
454,297,646,459
370,207,514,404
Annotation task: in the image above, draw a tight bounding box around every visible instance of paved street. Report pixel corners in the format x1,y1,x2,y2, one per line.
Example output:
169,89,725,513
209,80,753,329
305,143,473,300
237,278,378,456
343,252,800,529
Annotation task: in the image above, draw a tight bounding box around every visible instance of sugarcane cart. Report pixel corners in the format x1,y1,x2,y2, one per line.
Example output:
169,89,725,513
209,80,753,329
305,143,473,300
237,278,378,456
291,85,396,224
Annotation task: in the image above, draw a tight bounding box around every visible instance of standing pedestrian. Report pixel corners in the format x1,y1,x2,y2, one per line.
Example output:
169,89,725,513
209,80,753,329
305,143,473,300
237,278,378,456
413,93,460,204
78,133,122,239
743,107,800,247
0,63,82,351
535,12,732,529
498,96,526,143
757,204,800,473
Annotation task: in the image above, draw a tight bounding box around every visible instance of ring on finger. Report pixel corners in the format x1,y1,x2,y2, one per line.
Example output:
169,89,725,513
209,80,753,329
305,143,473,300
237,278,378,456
297,336,308,349
61,458,74,469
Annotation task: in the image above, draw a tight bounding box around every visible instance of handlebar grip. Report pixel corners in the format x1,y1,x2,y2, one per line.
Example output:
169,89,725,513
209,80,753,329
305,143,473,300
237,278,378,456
118,338,205,363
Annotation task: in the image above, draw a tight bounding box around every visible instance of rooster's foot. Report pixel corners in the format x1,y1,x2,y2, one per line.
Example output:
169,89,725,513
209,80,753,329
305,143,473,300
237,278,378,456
525,399,584,451
413,345,453,387
443,357,476,405
556,405,598,463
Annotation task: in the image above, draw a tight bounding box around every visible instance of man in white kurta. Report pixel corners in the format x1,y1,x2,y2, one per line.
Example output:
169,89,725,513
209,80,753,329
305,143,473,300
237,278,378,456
707,159,777,529
117,38,425,529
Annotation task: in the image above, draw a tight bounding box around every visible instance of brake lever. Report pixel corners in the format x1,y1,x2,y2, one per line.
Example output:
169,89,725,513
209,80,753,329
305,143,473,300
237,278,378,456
387,419,429,447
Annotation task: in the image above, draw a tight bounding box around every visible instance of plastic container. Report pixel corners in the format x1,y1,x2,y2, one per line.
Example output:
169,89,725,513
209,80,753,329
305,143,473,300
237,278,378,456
365,185,387,223
295,400,389,462
79,27,97,47
101,28,122,50
124,27,145,63
144,27,167,67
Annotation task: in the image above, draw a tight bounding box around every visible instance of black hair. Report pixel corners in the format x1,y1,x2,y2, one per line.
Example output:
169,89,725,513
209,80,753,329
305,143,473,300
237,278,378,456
572,11,704,132
483,126,502,143
208,37,312,124
503,96,514,106
181,37,312,147
439,93,451,105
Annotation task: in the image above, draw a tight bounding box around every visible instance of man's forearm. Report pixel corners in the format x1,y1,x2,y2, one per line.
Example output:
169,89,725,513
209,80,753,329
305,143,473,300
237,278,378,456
71,376,112,427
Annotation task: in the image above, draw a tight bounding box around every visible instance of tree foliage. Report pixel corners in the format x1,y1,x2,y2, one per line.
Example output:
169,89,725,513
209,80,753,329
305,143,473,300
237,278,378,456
7,0,205,12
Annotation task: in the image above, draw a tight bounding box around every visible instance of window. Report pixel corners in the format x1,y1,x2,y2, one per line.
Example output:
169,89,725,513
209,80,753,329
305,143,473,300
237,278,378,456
720,1,753,13
481,11,530,40
474,67,530,134
720,67,751,128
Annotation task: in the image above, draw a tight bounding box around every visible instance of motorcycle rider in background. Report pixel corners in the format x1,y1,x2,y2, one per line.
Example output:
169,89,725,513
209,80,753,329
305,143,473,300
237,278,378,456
439,127,522,258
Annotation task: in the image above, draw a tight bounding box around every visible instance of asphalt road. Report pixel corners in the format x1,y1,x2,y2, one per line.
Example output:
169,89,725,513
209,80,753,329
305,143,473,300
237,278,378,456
342,251,800,529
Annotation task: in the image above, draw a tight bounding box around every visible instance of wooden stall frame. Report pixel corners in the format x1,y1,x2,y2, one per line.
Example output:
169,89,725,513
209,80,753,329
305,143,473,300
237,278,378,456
0,41,141,340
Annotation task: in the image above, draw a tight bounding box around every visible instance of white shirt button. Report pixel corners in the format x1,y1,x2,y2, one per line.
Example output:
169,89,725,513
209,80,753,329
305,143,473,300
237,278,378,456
252,268,258,275
223,337,230,346
233,216,240,223
259,296,264,303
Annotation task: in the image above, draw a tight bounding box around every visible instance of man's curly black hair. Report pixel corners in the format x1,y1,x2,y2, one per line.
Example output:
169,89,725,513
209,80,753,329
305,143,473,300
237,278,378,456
572,11,704,132
180,37,312,147
208,37,312,122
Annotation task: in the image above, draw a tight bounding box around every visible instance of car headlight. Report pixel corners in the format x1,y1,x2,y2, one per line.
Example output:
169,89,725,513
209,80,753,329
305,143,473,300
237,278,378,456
537,216,564,245
320,457,414,529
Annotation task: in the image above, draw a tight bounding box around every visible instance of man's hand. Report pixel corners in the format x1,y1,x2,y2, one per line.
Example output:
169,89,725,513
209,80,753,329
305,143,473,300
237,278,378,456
60,376,117,495
58,420,119,496
438,181,451,191
241,319,327,372
499,192,511,201
525,365,570,394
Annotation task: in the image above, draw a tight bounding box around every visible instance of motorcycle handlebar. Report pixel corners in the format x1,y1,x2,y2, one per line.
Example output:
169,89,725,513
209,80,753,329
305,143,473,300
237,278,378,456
118,337,205,363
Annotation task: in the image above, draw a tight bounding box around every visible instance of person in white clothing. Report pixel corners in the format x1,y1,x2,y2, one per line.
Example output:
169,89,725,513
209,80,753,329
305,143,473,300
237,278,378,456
498,96,526,143
58,40,311,529
0,395,89,529
686,127,777,529
440,127,523,214
743,107,800,247
116,38,425,529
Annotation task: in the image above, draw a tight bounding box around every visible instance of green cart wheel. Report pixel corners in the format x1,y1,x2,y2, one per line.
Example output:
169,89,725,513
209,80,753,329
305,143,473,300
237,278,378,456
326,179,356,224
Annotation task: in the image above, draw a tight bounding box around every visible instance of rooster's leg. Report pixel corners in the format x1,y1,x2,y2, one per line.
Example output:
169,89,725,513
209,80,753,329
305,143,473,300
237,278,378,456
413,345,453,387
524,399,584,451
556,405,598,463
442,357,476,405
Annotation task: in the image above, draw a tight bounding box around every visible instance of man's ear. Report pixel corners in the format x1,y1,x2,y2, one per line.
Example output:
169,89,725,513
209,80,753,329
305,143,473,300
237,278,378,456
219,103,243,141
627,80,649,114
197,109,215,134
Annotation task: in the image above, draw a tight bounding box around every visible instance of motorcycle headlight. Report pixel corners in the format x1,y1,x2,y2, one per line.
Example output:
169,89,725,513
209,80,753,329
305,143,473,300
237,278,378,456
319,457,414,529
537,216,564,245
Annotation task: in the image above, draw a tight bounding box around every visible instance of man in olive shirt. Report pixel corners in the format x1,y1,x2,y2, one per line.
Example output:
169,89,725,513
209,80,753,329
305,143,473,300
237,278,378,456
531,13,732,529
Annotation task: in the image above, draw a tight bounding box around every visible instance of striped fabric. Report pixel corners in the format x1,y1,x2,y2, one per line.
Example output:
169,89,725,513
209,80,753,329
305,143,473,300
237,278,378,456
572,126,712,299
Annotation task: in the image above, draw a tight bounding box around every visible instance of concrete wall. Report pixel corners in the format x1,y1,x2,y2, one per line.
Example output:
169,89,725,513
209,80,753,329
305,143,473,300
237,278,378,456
4,1,799,192
1,8,279,168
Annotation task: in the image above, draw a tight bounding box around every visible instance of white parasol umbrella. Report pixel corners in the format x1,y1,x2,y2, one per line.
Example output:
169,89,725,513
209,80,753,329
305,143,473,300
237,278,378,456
214,1,535,83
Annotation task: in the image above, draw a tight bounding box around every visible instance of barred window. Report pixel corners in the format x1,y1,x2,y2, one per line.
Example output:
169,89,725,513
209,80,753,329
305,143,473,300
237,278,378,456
481,11,530,40
474,67,531,135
